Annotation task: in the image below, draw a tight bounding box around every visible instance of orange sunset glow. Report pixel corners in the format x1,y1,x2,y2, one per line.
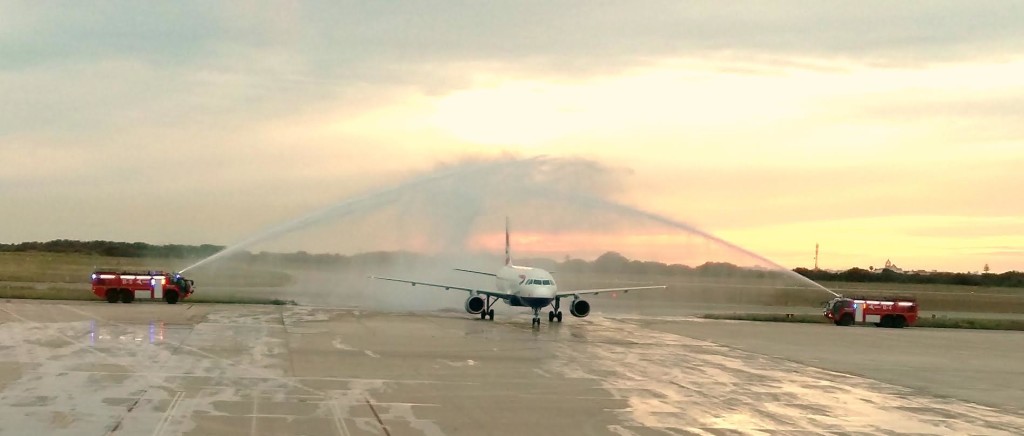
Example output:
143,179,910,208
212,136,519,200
2,4,1021,274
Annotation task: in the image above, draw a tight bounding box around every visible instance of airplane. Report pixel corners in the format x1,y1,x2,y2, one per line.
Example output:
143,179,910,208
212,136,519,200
371,219,667,327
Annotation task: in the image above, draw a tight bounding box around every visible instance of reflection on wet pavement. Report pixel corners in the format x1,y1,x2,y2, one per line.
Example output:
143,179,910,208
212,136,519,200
0,300,1021,435
553,318,1024,434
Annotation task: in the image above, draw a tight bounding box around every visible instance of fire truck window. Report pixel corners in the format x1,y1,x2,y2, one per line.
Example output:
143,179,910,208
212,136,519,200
831,301,845,314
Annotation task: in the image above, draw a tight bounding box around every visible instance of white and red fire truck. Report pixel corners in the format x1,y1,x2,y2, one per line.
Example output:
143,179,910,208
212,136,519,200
91,271,194,304
824,296,918,328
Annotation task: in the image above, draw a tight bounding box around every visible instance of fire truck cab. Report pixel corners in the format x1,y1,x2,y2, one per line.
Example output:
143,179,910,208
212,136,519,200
824,296,918,328
91,271,194,304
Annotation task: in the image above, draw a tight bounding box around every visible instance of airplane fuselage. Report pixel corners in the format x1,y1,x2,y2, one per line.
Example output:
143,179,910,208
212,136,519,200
496,265,556,309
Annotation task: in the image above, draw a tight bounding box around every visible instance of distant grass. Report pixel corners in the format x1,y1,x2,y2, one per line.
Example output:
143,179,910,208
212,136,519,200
558,272,1024,314
818,280,1024,296
768,286,1024,313
0,252,113,283
0,252,293,287
701,312,1024,331
916,316,1024,331
701,313,829,324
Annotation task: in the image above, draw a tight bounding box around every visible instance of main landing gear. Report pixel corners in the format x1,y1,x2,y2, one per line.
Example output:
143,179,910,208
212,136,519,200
534,299,565,327
547,298,563,323
479,295,496,321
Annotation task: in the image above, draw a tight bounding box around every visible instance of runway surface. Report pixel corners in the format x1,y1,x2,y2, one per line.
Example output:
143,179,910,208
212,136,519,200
0,300,1022,435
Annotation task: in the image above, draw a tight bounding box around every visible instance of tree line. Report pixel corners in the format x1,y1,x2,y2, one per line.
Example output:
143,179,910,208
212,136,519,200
3,240,1020,287
793,267,1024,288
0,239,225,259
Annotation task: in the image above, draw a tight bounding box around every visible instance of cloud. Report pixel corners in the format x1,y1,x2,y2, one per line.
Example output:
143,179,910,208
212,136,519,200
2,1,1022,278
5,2,1023,143
254,1,1024,72
0,3,222,70
6,2,1024,73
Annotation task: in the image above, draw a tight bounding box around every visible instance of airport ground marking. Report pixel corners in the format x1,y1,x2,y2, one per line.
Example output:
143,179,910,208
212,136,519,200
328,393,352,436
151,390,185,436
249,389,259,436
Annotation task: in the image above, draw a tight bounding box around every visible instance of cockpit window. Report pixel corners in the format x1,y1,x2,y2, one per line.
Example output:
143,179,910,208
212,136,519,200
524,278,557,286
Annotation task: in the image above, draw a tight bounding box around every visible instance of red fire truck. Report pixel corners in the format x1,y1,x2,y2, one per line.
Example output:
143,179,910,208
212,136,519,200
824,296,918,328
91,271,194,304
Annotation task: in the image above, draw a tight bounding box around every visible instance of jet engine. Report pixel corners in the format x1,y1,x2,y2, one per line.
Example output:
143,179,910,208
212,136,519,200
464,295,485,314
570,299,591,318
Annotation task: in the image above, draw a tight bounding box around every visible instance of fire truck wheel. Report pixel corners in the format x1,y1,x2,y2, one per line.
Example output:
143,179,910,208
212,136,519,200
120,291,135,304
838,313,854,326
892,316,906,328
106,289,120,303
165,291,179,305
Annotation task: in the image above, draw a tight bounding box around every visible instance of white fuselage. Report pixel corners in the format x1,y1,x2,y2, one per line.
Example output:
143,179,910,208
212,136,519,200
496,265,557,309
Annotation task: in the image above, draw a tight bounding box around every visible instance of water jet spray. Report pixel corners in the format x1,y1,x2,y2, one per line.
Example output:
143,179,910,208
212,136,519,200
182,155,839,303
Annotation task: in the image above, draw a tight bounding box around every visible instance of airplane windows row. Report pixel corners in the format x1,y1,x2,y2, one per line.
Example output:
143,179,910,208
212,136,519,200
525,279,554,286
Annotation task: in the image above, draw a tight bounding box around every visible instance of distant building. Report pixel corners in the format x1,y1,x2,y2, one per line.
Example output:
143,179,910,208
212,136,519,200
873,259,904,274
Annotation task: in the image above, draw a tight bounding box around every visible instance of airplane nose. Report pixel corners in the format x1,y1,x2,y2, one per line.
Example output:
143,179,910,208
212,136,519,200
541,286,556,297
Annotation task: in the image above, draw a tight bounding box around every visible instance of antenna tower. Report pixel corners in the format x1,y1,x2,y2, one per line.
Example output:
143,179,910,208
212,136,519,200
814,243,819,270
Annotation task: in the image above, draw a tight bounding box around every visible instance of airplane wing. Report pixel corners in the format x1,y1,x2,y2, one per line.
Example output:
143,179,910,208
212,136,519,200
555,285,666,297
371,276,508,299
453,268,497,277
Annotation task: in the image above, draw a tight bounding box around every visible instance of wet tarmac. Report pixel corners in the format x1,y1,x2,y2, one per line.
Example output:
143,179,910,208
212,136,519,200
0,299,1022,435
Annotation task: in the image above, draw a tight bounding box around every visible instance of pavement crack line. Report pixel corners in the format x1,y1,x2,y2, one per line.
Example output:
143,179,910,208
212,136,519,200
365,396,392,436
106,390,150,435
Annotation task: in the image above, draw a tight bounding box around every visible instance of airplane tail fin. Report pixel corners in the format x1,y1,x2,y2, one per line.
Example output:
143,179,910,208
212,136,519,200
505,216,512,266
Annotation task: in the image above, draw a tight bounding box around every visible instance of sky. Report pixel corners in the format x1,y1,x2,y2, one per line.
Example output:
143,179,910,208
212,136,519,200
2,2,1023,273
